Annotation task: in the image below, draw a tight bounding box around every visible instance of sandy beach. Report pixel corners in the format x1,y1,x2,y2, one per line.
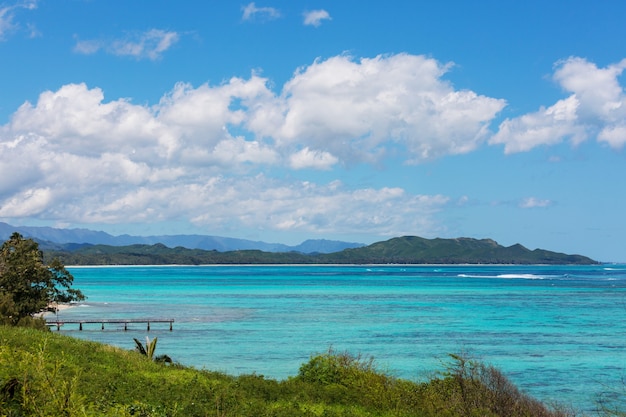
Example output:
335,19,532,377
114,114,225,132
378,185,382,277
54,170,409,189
37,302,77,318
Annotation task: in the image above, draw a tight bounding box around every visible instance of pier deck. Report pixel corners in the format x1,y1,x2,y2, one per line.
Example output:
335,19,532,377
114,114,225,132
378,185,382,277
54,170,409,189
46,319,174,331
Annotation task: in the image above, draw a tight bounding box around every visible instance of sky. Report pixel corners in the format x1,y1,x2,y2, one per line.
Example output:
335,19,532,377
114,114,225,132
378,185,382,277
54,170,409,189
0,1,625,261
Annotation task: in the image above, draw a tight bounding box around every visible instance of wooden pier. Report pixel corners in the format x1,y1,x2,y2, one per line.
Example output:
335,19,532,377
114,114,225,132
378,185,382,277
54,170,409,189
46,319,174,332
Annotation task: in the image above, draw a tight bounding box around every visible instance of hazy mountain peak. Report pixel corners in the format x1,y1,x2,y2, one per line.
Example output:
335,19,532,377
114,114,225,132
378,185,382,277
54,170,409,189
0,222,363,254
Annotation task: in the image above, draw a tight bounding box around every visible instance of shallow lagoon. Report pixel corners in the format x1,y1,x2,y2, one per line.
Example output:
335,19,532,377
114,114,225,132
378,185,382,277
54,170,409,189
54,264,626,413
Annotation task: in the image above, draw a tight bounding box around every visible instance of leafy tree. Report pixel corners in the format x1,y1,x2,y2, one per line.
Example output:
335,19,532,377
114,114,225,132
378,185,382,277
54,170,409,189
0,232,85,326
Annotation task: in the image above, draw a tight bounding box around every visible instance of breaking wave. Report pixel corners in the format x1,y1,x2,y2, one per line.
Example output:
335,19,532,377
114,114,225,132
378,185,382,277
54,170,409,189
457,273,556,280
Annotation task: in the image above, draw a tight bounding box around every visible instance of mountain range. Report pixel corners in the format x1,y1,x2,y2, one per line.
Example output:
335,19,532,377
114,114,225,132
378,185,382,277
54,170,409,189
41,235,597,265
0,222,597,264
0,222,364,254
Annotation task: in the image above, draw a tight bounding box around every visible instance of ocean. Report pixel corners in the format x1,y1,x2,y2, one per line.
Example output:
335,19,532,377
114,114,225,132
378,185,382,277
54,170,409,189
49,264,626,413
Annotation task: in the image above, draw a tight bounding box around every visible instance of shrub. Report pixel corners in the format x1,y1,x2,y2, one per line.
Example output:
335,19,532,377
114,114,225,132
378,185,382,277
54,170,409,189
298,349,379,386
0,340,87,416
296,348,424,413
424,353,577,417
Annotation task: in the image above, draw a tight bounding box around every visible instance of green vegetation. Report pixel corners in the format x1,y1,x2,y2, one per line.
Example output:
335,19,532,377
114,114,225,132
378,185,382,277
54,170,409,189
133,336,172,364
45,243,313,266
0,233,85,327
44,236,597,265
0,326,581,417
320,236,596,264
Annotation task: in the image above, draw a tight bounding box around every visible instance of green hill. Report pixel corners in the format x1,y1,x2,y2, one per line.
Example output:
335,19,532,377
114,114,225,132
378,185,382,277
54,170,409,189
318,236,596,264
0,326,575,416
45,235,597,265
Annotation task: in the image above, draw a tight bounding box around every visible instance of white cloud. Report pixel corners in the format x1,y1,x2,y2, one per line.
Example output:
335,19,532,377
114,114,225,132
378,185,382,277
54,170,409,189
73,38,104,55
0,1,37,41
0,52,505,236
598,123,626,148
247,53,506,163
186,177,450,237
241,2,280,21
519,197,552,209
4,79,280,171
209,136,279,167
553,57,626,121
289,147,338,170
303,9,331,27
0,7,13,39
8,83,168,159
490,95,585,153
74,29,180,60
3,54,506,168
0,147,450,236
491,57,626,152
0,187,52,217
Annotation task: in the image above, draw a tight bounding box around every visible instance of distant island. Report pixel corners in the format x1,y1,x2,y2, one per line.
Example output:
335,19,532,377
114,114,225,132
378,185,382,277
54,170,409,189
44,235,597,265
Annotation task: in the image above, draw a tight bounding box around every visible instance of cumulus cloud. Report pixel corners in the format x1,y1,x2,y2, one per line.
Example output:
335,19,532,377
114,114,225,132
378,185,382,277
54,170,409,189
241,2,280,21
303,9,331,27
0,52,504,236
491,57,626,153
247,53,506,163
490,95,585,153
74,29,180,60
0,0,37,41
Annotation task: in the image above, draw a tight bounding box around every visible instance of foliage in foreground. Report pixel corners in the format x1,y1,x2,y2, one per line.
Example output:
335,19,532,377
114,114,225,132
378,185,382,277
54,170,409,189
133,336,172,364
0,326,581,417
0,233,85,326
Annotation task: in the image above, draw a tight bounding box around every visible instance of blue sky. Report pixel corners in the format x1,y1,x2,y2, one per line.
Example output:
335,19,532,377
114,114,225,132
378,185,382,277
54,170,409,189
1,1,625,261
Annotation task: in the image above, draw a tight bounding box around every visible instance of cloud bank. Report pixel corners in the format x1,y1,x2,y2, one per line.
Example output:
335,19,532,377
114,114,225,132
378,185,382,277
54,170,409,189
1,53,624,238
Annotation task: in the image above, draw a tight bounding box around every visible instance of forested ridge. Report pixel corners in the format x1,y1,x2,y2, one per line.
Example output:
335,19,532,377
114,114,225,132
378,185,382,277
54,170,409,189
44,235,597,265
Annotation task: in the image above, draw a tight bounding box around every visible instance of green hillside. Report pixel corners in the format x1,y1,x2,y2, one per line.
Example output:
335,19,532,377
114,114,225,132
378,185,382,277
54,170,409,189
45,243,312,265
0,326,576,416
45,236,597,265
319,236,596,264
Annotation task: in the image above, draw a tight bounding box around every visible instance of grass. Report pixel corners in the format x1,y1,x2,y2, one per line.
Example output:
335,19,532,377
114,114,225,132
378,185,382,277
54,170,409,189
0,325,583,416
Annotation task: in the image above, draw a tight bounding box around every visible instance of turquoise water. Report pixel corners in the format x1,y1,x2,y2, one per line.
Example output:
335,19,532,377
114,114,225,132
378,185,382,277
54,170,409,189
51,264,626,412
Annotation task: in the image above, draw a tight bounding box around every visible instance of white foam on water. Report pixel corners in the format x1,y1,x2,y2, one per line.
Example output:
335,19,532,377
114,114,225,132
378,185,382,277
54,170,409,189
458,273,548,279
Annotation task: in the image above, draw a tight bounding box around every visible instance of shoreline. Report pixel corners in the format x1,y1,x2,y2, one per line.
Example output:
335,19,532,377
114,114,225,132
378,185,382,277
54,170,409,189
38,302,77,318
66,262,612,268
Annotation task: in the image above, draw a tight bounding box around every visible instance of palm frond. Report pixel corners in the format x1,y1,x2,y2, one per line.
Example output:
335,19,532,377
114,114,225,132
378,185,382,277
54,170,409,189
133,338,147,356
